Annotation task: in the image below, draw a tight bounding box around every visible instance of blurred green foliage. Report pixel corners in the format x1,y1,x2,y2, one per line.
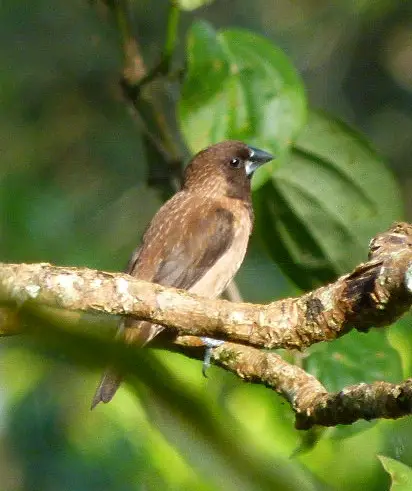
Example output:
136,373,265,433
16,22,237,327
1,0,412,490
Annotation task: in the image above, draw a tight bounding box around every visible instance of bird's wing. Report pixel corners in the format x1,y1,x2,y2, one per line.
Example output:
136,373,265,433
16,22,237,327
129,194,236,290
152,206,235,289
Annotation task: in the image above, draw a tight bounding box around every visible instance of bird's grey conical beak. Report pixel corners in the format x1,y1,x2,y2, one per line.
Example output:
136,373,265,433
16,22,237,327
245,146,274,177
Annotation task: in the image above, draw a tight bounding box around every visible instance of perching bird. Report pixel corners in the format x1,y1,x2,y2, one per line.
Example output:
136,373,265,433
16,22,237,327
91,140,273,408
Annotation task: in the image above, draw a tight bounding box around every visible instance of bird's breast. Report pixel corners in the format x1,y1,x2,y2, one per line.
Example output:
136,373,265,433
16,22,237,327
189,201,252,298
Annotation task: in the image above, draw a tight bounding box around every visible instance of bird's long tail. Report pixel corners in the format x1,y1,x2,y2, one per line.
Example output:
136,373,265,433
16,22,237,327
90,320,163,410
91,318,128,410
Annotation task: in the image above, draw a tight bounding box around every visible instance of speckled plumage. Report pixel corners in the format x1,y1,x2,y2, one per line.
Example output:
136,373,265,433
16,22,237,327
91,140,272,408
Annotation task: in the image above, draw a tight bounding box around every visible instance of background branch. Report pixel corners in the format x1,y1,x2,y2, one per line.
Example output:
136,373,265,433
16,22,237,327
110,0,182,164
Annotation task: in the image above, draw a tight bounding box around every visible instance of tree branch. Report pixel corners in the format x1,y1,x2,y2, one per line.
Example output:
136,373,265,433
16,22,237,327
212,343,412,430
2,222,412,348
1,221,412,429
109,0,182,163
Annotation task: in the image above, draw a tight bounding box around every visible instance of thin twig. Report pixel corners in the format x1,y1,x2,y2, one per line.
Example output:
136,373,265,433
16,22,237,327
224,281,243,303
97,0,182,162
128,1,181,94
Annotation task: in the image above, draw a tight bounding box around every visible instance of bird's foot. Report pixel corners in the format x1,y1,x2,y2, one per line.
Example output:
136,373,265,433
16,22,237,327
200,337,225,377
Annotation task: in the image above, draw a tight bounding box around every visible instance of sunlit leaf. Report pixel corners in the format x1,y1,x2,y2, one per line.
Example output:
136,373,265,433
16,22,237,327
379,455,412,490
179,21,307,185
254,110,403,290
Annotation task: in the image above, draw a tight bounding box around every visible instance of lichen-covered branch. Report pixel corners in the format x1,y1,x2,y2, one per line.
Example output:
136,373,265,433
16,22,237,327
1,222,412,429
1,222,412,350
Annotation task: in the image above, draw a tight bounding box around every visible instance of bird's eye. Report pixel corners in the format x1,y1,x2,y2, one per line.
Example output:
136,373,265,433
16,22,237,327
230,158,241,168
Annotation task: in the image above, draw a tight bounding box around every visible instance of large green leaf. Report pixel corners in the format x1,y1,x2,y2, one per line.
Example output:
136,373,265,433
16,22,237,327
178,21,307,179
254,110,403,290
379,455,412,491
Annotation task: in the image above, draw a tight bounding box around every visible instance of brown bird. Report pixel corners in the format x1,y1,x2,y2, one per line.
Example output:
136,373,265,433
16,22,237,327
91,140,273,409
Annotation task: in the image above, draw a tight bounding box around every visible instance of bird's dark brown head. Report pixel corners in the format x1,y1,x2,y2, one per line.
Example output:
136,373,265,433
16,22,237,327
183,140,273,200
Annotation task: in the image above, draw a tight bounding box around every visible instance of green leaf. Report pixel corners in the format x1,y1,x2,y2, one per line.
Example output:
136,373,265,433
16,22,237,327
176,0,216,11
305,329,403,439
178,21,307,184
378,455,412,490
387,313,412,378
306,330,403,394
254,110,403,290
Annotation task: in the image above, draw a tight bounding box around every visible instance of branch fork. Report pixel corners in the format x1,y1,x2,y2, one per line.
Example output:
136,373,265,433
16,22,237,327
1,222,412,428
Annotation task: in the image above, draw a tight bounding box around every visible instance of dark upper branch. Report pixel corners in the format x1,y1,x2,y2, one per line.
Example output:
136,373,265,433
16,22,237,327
1,222,412,350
